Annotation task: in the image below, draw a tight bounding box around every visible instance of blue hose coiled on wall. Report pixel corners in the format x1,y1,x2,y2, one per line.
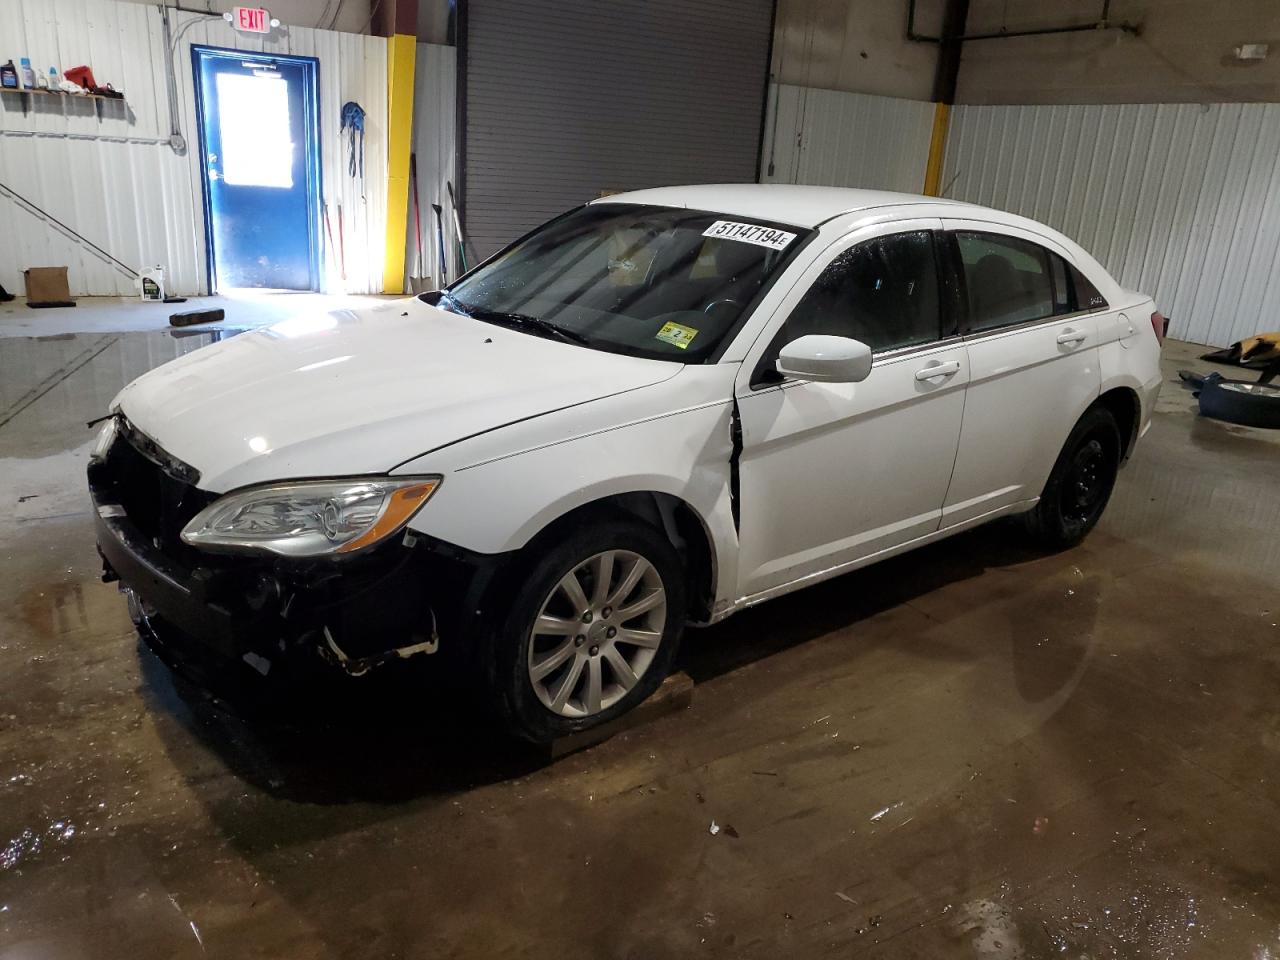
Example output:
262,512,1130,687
341,101,366,181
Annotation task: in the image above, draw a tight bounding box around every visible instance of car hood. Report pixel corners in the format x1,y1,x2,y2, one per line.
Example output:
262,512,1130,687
113,299,682,491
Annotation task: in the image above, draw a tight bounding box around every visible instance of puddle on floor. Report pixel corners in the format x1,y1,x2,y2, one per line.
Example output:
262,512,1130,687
0,328,247,460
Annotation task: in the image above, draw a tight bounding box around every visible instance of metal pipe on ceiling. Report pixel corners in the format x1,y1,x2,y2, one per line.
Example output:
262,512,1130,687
907,0,1140,44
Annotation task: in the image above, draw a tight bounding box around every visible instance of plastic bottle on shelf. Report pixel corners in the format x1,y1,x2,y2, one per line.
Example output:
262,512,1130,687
0,62,17,90
46,67,58,91
19,58,36,89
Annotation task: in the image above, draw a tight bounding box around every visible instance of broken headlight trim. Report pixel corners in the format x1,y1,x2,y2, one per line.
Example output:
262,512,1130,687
180,477,441,558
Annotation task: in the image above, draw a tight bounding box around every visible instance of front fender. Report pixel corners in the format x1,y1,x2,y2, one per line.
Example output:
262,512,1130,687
396,393,740,611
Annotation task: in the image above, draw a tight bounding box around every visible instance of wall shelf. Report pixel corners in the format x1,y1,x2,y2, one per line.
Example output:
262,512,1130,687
0,87,126,117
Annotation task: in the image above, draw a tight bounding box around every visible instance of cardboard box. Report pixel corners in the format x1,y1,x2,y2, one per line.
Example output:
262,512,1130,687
23,266,75,307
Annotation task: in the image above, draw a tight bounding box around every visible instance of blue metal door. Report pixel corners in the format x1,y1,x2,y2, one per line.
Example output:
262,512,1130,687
192,46,321,291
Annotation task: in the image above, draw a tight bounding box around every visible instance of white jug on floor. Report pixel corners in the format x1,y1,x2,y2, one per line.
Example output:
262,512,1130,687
139,266,164,301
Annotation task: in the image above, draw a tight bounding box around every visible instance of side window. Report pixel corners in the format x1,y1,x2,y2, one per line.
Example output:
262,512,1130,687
956,232,1055,332
1069,263,1109,311
776,231,941,355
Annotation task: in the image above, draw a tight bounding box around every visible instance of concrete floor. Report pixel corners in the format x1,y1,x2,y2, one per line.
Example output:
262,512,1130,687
1,326,1279,959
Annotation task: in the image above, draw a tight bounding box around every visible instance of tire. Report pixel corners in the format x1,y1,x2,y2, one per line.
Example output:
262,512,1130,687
1199,377,1280,429
490,519,686,743
1020,404,1122,549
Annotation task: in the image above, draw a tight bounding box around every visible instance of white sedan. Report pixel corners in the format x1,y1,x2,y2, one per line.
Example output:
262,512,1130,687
90,184,1164,741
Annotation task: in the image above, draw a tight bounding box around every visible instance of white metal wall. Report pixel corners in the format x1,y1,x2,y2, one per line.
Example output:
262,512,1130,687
0,0,387,297
944,102,1280,347
405,42,456,289
760,83,935,195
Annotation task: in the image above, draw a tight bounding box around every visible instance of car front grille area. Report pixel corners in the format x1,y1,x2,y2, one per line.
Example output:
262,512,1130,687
91,419,216,564
87,419,486,668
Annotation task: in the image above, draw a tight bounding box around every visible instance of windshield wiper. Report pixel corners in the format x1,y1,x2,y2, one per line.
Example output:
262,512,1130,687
467,308,591,347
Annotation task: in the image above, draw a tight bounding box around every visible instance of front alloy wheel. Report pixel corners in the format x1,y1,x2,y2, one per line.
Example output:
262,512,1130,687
492,519,686,742
527,550,666,718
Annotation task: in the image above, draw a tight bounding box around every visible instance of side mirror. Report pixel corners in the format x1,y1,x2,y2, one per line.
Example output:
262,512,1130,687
776,335,873,383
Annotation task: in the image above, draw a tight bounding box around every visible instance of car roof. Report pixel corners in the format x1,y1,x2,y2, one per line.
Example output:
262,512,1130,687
595,182,1127,301
595,183,978,229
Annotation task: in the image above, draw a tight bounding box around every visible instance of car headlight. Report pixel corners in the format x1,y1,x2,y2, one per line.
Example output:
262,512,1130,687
89,418,117,462
180,477,441,558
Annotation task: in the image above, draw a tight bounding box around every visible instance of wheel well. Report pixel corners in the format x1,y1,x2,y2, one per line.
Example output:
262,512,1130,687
516,493,717,622
1097,387,1141,460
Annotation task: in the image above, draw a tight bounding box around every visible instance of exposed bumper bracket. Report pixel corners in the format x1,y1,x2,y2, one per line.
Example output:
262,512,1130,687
321,617,440,677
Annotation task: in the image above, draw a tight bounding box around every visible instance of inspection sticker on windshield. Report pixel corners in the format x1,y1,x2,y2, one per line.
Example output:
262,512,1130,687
655,321,699,350
702,220,796,250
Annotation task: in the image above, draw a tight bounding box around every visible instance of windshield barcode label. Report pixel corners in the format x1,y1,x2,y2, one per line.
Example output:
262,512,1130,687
702,221,796,250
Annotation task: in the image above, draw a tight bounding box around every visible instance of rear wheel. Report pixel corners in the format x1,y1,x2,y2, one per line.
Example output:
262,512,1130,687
492,520,685,743
1020,405,1122,549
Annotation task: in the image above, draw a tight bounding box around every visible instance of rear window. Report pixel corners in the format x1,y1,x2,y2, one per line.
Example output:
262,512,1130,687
1070,264,1109,310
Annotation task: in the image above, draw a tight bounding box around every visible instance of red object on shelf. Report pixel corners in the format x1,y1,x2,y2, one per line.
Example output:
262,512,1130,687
64,65,96,90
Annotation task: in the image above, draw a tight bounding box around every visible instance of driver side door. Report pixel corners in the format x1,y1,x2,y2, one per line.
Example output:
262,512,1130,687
734,220,968,601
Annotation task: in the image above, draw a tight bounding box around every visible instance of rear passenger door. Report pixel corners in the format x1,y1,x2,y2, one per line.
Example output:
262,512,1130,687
940,222,1103,528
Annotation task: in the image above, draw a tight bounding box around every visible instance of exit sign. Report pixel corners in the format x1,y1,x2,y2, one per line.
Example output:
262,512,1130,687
231,6,271,33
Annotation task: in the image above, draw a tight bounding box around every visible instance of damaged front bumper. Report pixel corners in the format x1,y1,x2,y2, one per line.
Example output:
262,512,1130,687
91,467,502,680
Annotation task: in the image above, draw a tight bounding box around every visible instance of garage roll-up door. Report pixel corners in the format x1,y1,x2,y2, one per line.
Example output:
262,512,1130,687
462,0,775,259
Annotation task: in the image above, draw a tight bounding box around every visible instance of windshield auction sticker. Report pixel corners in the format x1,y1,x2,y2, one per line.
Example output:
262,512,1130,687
702,221,796,250
656,321,699,349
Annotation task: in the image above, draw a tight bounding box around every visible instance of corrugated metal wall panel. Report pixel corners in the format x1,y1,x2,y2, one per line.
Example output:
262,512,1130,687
0,0,387,297
945,101,1280,347
463,0,773,259
406,42,456,288
760,83,935,194
169,12,389,295
0,0,178,297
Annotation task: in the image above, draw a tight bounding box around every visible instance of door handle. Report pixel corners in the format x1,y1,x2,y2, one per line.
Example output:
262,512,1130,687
914,360,961,381
1057,328,1088,345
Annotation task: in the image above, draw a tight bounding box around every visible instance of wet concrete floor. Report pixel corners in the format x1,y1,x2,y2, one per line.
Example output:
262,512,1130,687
2,331,1279,959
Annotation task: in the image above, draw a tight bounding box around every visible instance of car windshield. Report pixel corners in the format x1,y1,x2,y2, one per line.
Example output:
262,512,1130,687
438,203,810,361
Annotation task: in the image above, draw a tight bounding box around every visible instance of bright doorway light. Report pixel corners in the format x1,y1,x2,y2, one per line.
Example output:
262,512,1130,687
216,72,294,188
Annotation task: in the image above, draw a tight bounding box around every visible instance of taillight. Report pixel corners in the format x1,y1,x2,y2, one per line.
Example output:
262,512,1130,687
1150,311,1167,345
